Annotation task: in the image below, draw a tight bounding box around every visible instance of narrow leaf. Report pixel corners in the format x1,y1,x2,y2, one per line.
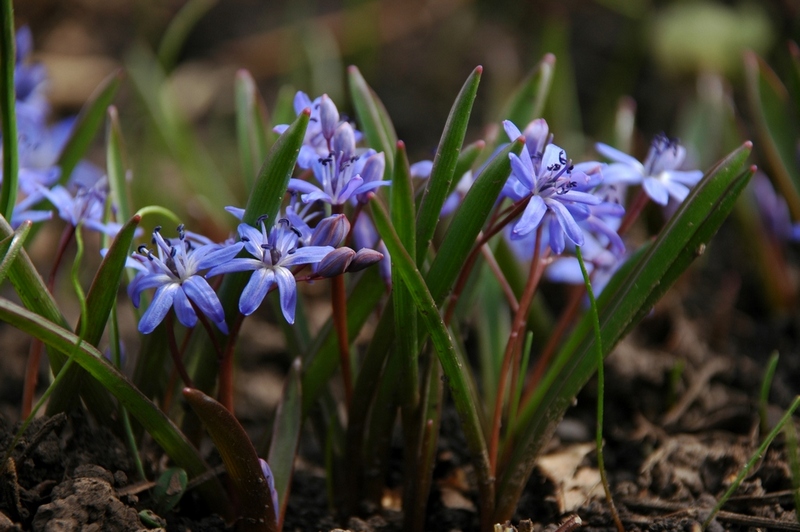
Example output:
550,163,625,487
157,0,218,72
267,358,303,529
347,66,396,177
57,69,123,184
743,51,800,219
0,220,31,285
77,214,140,346
426,138,524,304
184,388,277,532
0,0,17,221
106,106,133,228
498,53,555,127
415,66,482,265
235,69,270,192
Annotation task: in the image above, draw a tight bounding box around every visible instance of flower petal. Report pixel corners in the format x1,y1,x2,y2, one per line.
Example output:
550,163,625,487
642,176,669,205
512,195,546,237
183,276,226,324
139,284,178,334
172,287,198,329
274,267,297,324
239,268,274,316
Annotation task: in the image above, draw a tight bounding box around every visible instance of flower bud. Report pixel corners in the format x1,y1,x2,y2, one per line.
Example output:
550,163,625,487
316,247,356,277
319,94,339,142
310,214,349,247
333,122,356,160
347,247,384,272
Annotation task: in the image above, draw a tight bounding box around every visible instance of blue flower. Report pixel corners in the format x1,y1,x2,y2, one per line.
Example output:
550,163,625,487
505,142,602,254
128,226,236,334
36,177,124,235
273,92,362,169
595,133,703,206
288,122,388,206
205,217,333,323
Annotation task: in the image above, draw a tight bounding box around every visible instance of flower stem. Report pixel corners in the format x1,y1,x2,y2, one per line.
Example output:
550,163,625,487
332,205,352,406
21,224,76,417
166,312,194,388
489,225,544,474
218,312,245,413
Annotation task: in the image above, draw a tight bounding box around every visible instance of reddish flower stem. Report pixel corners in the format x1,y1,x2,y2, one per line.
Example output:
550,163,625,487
218,312,245,413
22,223,76,417
489,226,546,474
331,204,352,407
166,312,194,388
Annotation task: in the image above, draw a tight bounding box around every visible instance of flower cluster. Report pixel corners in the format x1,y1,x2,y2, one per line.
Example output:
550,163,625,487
2,27,116,232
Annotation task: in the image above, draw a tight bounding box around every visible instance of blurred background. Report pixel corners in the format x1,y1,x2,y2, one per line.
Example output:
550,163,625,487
12,0,798,233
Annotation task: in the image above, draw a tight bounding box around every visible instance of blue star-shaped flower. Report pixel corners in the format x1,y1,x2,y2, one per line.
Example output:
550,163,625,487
205,217,333,323
128,226,237,334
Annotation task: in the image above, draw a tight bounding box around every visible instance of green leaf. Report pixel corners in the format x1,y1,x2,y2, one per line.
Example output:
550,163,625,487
152,467,188,514
347,65,396,177
494,143,753,523
57,70,123,184
157,0,218,72
743,51,800,219
106,106,133,229
497,53,555,127
0,0,18,222
391,141,418,410
243,109,309,226
75,215,140,347
415,66,482,265
425,138,524,305
0,220,31,286
183,388,277,532
267,358,303,529
448,139,486,197
369,197,494,526
0,298,230,516
235,69,270,192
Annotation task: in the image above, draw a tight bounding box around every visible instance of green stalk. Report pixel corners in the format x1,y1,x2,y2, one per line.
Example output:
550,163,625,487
0,0,18,222
576,246,623,532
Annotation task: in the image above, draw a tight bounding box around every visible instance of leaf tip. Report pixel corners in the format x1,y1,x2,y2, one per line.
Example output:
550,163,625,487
542,53,556,66
396,139,405,150
301,107,311,117
475,65,483,75
743,140,754,150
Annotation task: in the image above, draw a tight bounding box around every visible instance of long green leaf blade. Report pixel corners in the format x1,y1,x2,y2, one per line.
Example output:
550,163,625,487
743,51,800,218
426,138,524,305
57,69,123,184
106,106,133,228
267,358,303,529
415,66,482,265
497,53,555,129
0,220,31,285
347,66,396,177
0,0,18,221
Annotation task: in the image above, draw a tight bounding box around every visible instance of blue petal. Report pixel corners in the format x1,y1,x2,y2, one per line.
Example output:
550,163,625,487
183,276,225,324
512,195,546,237
129,273,172,307
642,176,669,205
139,284,178,334
172,287,198,328
503,120,522,142
239,268,274,316
509,151,535,191
548,199,584,247
205,257,261,278
280,245,334,267
595,143,643,169
274,267,297,324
